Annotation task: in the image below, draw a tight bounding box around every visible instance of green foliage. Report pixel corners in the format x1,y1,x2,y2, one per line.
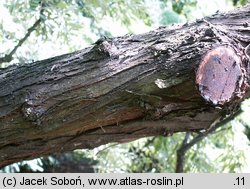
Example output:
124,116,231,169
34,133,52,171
171,0,197,14
160,9,184,25
238,99,250,142
0,0,151,64
125,137,178,172
185,124,247,172
95,122,248,173
232,0,249,6
159,0,197,24
0,151,97,173
0,158,45,173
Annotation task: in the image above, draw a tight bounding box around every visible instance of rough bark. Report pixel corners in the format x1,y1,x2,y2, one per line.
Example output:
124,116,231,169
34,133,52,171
0,5,250,167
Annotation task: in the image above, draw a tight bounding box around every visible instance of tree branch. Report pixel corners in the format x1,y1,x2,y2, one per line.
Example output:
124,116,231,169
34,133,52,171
175,132,190,173
0,19,41,64
175,128,221,173
0,2,47,65
0,5,249,167
175,109,242,173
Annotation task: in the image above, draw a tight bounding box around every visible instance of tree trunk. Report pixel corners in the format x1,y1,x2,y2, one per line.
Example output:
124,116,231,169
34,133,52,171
0,5,250,167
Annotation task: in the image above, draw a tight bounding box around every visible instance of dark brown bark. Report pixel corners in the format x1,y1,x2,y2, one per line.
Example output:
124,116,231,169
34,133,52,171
0,5,250,167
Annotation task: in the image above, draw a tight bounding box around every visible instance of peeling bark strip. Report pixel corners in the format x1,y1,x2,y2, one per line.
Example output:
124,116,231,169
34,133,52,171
196,46,248,106
0,5,250,167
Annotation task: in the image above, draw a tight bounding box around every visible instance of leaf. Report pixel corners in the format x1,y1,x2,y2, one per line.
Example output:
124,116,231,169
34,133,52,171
68,22,83,30
56,1,67,9
29,0,40,10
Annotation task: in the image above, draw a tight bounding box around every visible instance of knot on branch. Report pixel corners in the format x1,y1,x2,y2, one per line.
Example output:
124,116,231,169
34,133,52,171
94,37,119,58
22,103,45,126
196,46,248,106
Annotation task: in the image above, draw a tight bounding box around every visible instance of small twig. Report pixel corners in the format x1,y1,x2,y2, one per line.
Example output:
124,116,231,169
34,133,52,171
0,18,41,64
144,137,156,147
0,2,46,64
95,143,120,156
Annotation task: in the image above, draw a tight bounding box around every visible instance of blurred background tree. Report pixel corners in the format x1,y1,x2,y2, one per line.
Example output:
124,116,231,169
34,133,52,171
0,0,249,173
